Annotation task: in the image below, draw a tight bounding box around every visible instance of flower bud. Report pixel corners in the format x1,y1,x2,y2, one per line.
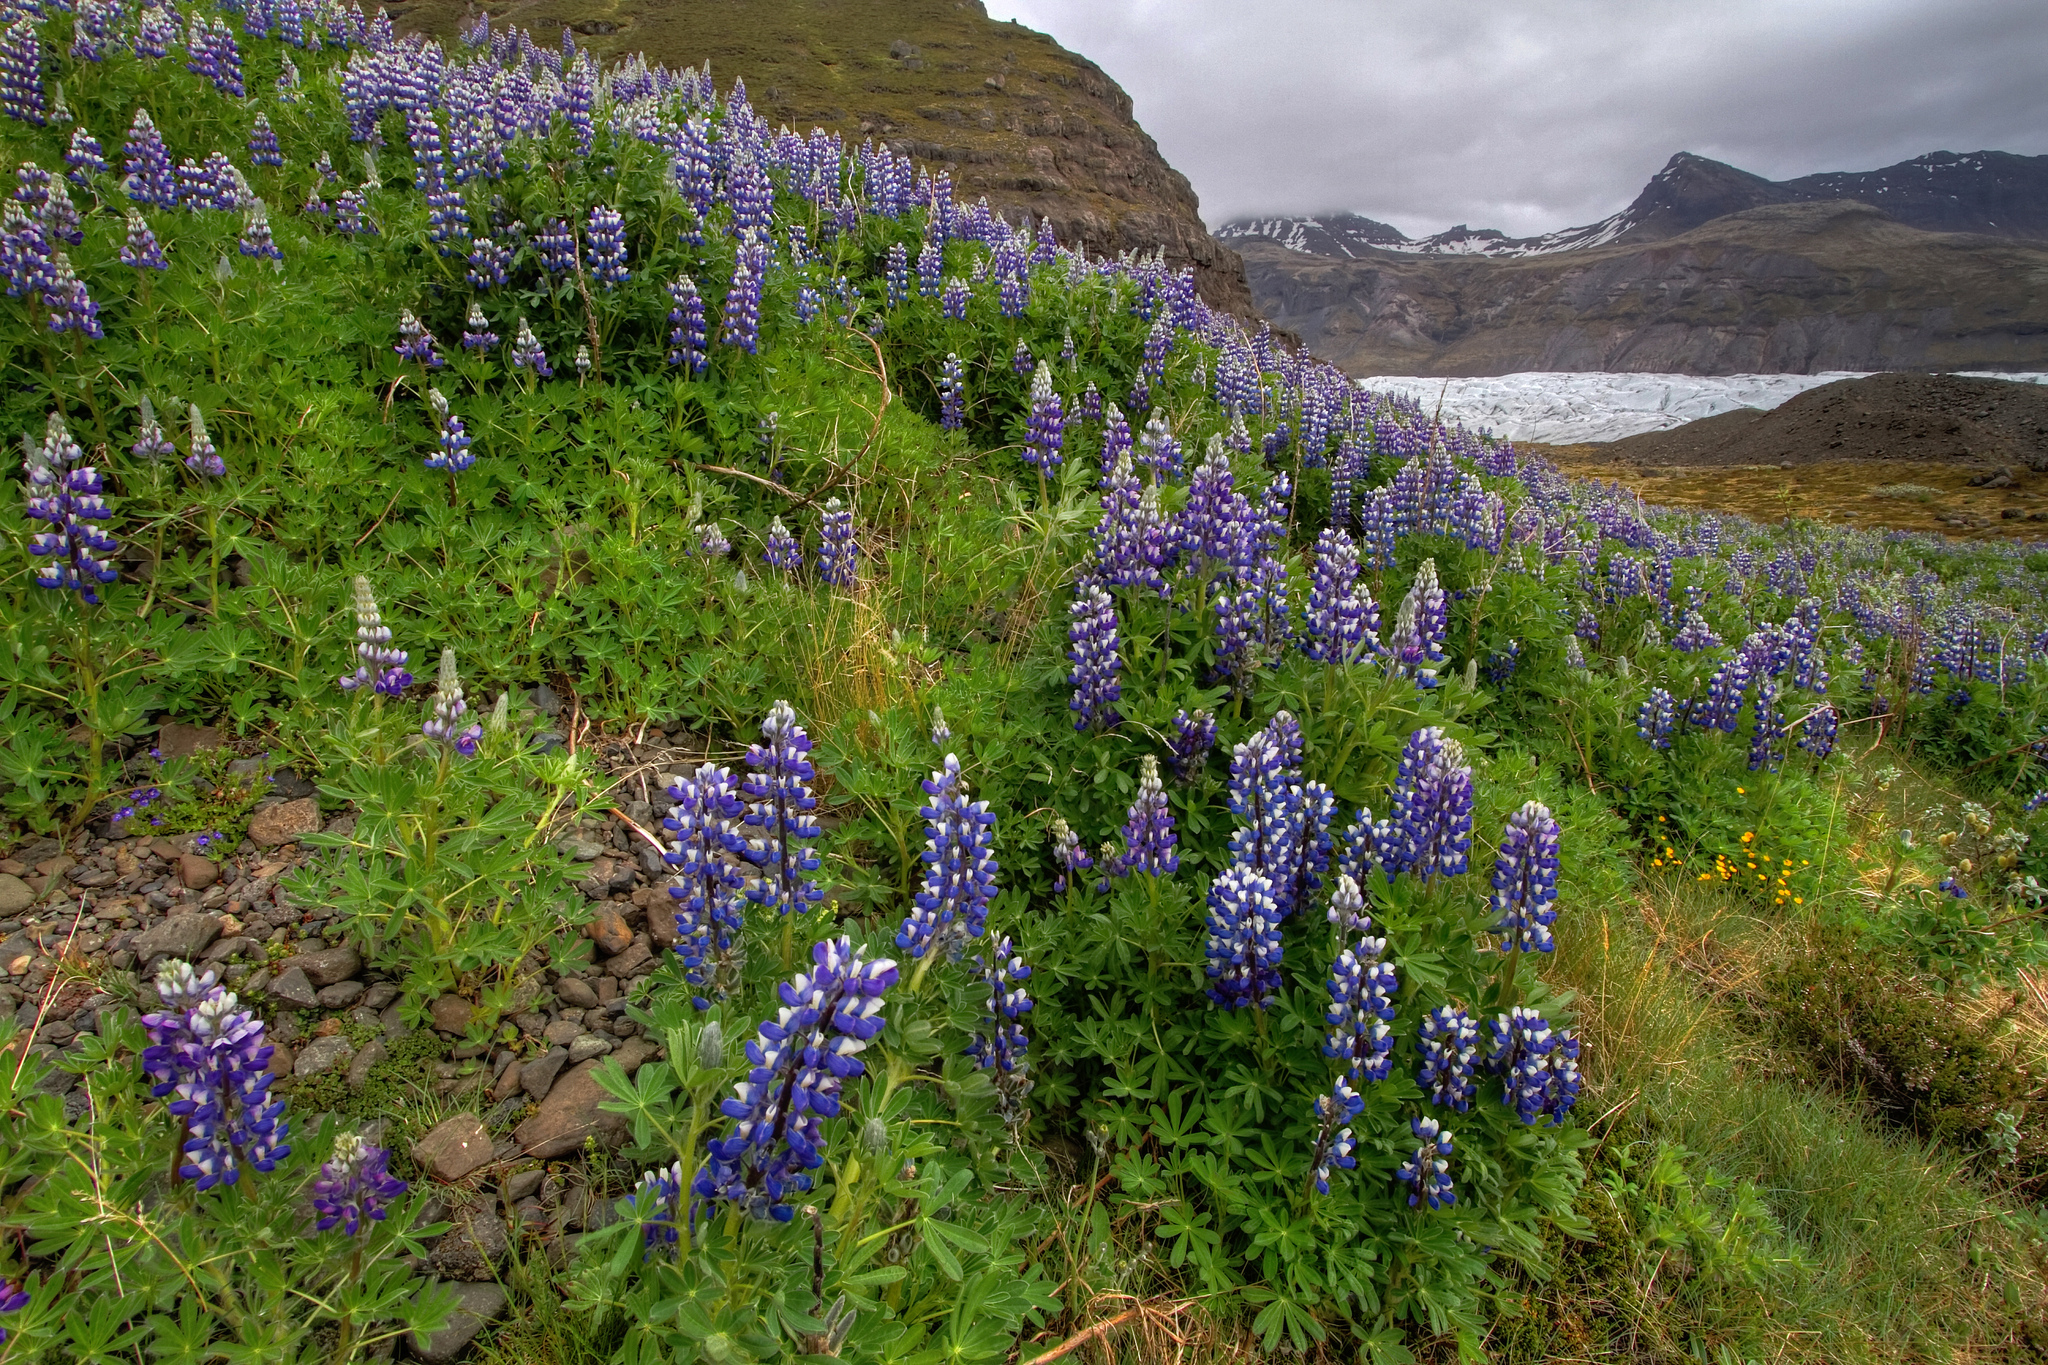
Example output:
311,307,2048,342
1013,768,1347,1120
697,1021,725,1070
861,1116,889,1154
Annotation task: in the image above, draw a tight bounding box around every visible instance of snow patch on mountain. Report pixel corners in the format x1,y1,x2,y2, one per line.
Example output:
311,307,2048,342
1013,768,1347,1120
1356,371,2048,445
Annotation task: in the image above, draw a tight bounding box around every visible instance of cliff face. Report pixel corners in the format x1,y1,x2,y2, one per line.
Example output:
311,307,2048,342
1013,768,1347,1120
1240,202,2048,376
393,0,1256,318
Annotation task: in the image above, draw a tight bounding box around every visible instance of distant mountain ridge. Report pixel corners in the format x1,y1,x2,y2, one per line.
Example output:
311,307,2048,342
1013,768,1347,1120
1219,149,2048,260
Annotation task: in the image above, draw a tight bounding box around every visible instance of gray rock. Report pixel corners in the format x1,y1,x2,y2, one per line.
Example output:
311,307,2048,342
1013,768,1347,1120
130,913,223,965
603,941,653,980
361,983,400,1011
0,875,34,916
521,1047,569,1100
202,935,260,964
567,1034,613,1064
542,1019,581,1047
513,1059,629,1159
431,1204,510,1281
413,1112,494,1183
316,979,365,1009
346,1038,387,1088
429,995,473,1034
267,966,319,1010
176,855,219,891
529,683,562,717
270,771,316,800
293,1034,356,1078
555,834,603,862
278,944,361,987
247,797,320,849
411,1282,507,1364
553,976,598,1009
503,1167,544,1202
156,722,223,760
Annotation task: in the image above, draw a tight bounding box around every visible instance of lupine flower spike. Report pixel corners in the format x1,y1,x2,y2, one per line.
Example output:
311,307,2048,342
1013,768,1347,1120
1396,1116,1456,1210
311,1133,409,1235
664,763,746,1008
739,701,826,917
420,648,482,757
24,413,119,603
897,753,999,960
1491,802,1561,953
140,960,291,1190
967,936,1034,1124
818,498,857,587
1116,755,1178,878
337,576,411,696
1308,1080,1362,1195
1050,815,1093,894
1169,708,1216,782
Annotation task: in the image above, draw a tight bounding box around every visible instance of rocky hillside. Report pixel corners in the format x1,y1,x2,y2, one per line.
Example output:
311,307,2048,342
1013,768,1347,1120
394,0,1256,317
1235,200,2048,376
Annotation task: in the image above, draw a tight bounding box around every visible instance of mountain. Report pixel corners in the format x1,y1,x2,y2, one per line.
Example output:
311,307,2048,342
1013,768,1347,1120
1219,150,2048,262
393,0,1256,317
1237,200,2048,376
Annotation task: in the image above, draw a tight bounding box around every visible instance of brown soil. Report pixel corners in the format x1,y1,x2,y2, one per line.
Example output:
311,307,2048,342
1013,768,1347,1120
1585,372,2048,470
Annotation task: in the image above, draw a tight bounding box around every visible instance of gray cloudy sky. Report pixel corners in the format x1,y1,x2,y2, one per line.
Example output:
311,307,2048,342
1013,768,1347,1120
981,0,2048,238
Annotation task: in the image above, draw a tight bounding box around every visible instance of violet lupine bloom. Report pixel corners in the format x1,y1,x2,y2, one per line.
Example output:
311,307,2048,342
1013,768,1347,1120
1308,1079,1363,1196
510,316,552,377
1672,610,1722,653
1204,859,1283,1010
43,252,102,336
1066,583,1122,732
66,127,106,184
586,203,628,286
1096,403,1133,485
762,517,801,575
930,708,951,745
460,303,498,350
24,413,119,604
897,753,1000,960
1080,381,1102,423
536,217,576,273
124,110,178,208
667,276,708,374
722,252,763,354
884,242,910,307
940,276,968,319
1485,1006,1581,1127
1024,361,1064,474
420,649,482,757
692,935,897,1223
1748,677,1786,773
465,237,511,290
629,1162,685,1259
1395,1116,1456,1211
664,762,747,1009
120,209,168,269
140,961,291,1191
1491,801,1562,954
0,1279,24,1342
1303,527,1380,665
1417,1004,1480,1111
1010,339,1032,377
311,1132,409,1235
1382,727,1473,884
916,237,943,296
1137,412,1182,481
1093,453,1164,595
1799,704,1839,759
1115,755,1178,878
332,189,372,237
130,396,175,462
967,937,1034,1123
395,308,445,368
1050,815,1093,894
136,1,177,59
1636,687,1676,750
818,498,857,588
0,19,44,127
1324,894,1398,1084
337,576,412,697
1698,654,1752,733
424,388,474,472
696,521,731,557
1226,727,1295,883
938,352,965,430
739,700,826,918
1385,558,1449,688
248,113,282,168
1169,708,1216,783
238,201,280,261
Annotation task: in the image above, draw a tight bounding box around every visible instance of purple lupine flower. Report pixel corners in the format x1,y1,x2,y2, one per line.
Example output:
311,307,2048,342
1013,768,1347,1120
424,389,474,472
130,396,175,462
1226,725,1295,882
1395,1116,1456,1210
696,521,731,557
1115,755,1178,878
1092,453,1163,595
332,189,372,237
0,1278,25,1342
667,276,708,373
73,0,119,61
941,276,968,319
939,351,965,429
198,17,245,97
896,753,1000,959
1417,1004,1480,1111
1485,1006,1581,1127
629,1161,685,1259
762,517,801,576
738,700,826,917
967,936,1034,1123
885,242,910,306
120,209,168,270
930,708,951,745
24,413,120,604
1066,583,1122,731
465,236,510,289
1383,727,1473,884
1214,555,1291,685
916,236,943,296
1137,412,1181,481
511,316,552,377
1204,859,1283,1010
1324,894,1398,1084
692,936,897,1222
248,113,282,168
1180,437,1237,569
1024,361,1064,474
394,308,444,368
43,252,102,337
1169,708,1216,782
1672,610,1722,653
139,961,291,1191
183,401,225,474
1637,687,1676,750
1094,403,1134,486
536,217,577,273
1748,677,1786,773
311,1133,409,1235
124,110,178,208
999,268,1028,319
238,201,280,261
18,167,80,246
1491,801,1561,953
575,345,592,382
1051,815,1093,894
337,574,411,696
1303,527,1379,665
1010,340,1032,377
136,1,178,59
1799,704,1839,759
1385,558,1449,688
0,19,44,127
66,127,106,185
795,284,822,325
420,649,482,757
460,303,498,350
818,497,857,588
664,762,746,1008
1080,381,1102,423
586,203,628,286
1060,327,1077,368
722,252,762,354
1698,654,1752,733
1305,1081,1364,1199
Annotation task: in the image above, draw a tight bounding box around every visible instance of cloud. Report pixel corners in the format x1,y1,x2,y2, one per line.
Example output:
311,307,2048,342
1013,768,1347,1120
982,0,2048,237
